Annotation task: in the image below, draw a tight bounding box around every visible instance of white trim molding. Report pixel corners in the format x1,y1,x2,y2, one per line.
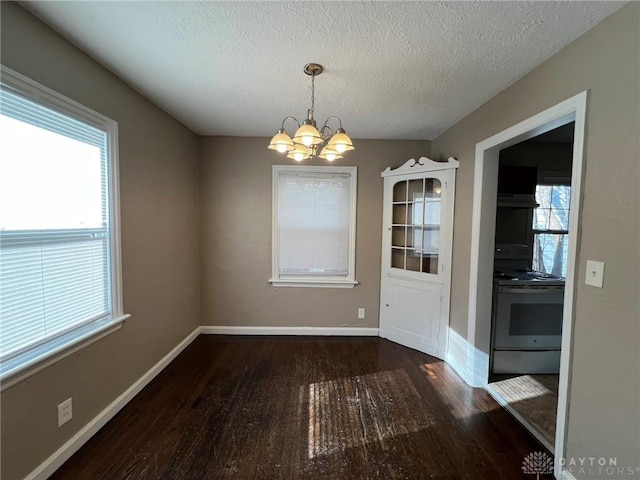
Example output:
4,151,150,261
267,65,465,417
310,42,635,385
268,279,358,288
464,91,587,479
0,317,129,392
24,327,201,480
380,156,459,177
0,65,129,385
270,165,358,289
200,326,379,336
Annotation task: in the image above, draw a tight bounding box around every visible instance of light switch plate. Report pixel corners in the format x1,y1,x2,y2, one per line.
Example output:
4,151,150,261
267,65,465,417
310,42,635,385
585,260,605,288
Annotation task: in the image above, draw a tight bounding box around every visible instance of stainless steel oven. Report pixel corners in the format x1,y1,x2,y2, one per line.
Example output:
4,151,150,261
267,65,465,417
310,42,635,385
491,243,565,374
493,284,564,349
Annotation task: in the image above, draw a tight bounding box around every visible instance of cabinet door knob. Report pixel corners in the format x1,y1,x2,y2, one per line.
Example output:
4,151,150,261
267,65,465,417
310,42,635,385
386,303,389,307
387,227,391,231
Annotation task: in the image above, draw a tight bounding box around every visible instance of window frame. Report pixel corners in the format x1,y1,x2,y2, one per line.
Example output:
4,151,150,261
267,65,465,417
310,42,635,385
532,182,571,277
0,66,129,387
269,164,358,288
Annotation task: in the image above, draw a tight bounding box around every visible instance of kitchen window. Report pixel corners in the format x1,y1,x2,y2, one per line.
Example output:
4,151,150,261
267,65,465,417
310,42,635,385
0,67,128,383
532,184,571,277
270,165,357,288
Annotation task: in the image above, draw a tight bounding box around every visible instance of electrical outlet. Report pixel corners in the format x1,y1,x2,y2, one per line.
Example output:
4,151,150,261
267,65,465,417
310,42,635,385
358,307,366,319
58,398,72,427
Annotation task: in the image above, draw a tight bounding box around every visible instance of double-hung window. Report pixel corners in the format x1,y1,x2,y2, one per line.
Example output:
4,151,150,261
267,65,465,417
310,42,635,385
270,165,357,288
532,184,571,277
0,67,127,382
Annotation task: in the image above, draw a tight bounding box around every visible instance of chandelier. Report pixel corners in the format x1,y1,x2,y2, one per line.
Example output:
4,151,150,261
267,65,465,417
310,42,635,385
268,63,354,162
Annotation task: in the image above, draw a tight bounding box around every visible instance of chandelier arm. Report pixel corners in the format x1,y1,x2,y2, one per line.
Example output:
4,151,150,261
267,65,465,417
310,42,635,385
322,115,344,130
281,116,301,130
319,124,334,141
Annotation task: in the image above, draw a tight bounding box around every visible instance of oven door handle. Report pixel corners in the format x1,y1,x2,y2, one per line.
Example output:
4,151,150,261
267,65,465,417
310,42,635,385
499,286,564,294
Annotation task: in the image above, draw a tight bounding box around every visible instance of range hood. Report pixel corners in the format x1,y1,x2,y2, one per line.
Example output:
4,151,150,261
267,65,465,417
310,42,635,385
497,194,540,208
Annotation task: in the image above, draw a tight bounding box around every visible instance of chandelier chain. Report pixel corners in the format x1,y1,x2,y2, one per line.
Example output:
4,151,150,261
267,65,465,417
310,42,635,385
310,72,315,118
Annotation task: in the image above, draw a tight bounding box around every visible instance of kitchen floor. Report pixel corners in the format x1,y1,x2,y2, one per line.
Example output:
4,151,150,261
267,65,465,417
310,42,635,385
486,374,559,450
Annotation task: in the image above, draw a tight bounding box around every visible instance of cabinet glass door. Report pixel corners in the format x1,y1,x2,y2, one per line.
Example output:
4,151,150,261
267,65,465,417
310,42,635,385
391,177,442,274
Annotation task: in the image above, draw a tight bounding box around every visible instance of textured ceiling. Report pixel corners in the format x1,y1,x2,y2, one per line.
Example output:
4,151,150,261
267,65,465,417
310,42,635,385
20,1,624,140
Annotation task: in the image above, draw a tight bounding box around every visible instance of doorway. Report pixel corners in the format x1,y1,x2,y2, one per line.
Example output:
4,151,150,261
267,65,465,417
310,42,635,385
465,92,587,477
487,121,574,451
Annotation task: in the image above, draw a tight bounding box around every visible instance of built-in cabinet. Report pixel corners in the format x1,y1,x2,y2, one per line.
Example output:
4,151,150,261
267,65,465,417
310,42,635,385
379,157,458,359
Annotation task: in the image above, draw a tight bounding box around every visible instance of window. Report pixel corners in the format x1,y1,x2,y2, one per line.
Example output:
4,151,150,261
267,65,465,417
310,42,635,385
0,67,127,382
270,165,357,288
532,184,571,277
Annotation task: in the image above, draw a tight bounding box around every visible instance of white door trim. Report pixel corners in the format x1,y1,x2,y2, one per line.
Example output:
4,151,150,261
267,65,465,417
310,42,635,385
465,91,587,478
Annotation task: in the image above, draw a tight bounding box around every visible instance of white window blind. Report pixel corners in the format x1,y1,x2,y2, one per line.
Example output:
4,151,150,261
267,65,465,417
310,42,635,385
0,68,126,381
271,166,357,288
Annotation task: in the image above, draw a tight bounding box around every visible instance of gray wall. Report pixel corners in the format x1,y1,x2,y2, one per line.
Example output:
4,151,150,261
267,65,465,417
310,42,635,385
431,2,639,469
0,4,201,479
200,137,430,329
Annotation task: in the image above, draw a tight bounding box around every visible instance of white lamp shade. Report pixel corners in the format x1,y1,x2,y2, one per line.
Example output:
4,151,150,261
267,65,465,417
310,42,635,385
326,129,354,153
293,123,323,146
319,146,343,162
268,130,295,152
286,144,311,161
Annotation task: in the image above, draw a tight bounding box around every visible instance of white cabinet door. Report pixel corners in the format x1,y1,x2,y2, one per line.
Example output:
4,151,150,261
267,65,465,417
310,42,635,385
380,157,458,360
384,277,442,356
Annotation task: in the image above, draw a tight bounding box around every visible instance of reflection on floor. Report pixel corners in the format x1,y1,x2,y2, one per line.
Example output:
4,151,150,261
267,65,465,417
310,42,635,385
486,374,559,451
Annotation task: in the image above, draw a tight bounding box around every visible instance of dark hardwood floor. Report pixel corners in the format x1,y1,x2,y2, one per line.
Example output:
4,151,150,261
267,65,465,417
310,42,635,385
52,336,553,479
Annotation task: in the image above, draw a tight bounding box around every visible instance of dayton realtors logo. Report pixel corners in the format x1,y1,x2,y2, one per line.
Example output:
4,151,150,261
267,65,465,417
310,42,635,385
559,457,640,477
522,451,554,479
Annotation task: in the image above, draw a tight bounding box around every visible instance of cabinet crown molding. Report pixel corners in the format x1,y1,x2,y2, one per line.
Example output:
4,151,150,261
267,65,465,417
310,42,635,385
381,157,459,177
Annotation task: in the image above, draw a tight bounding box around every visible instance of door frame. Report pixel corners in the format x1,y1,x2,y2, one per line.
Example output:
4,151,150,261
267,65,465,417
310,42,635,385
465,92,587,477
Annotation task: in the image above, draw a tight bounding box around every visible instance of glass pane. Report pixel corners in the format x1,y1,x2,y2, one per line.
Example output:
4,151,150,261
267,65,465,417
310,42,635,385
391,248,405,269
406,250,420,271
422,228,440,254
0,115,106,230
391,227,406,247
533,233,569,277
407,203,419,227
408,179,423,201
425,178,442,199
423,201,441,226
423,179,442,226
421,254,439,274
393,181,407,202
412,202,424,226
533,185,571,230
392,204,406,224
407,226,419,248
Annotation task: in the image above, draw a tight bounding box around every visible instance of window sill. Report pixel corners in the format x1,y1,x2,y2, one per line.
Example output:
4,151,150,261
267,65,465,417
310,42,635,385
269,278,358,288
0,314,131,391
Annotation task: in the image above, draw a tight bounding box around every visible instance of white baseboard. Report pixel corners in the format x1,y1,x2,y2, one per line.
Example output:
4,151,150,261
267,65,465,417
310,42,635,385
200,325,379,336
25,327,201,480
445,351,472,385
